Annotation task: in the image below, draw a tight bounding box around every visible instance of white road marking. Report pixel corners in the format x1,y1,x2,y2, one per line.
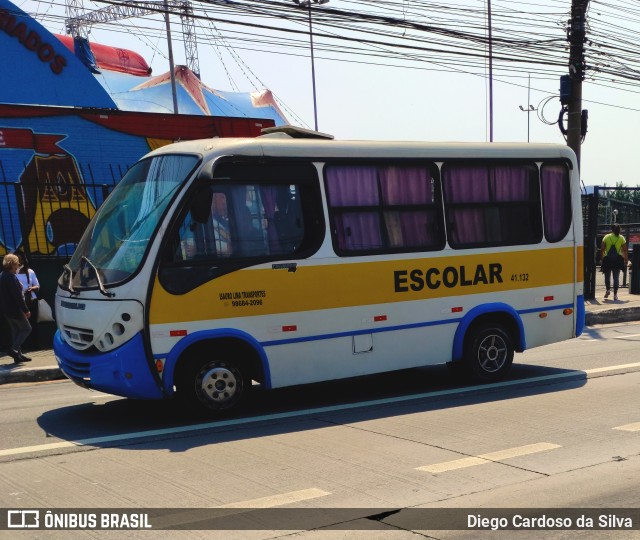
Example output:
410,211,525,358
417,443,561,473
220,488,330,508
1,362,640,458
584,363,640,374
580,333,640,342
0,441,82,456
613,422,640,432
150,488,331,528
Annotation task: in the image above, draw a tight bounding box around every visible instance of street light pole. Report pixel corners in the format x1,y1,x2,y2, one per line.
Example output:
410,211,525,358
519,74,537,142
294,0,328,131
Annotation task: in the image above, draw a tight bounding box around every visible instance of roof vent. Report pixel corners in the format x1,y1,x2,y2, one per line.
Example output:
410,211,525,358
260,124,334,140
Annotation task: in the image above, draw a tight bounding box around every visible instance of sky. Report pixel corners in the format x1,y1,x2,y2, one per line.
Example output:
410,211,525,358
16,0,640,188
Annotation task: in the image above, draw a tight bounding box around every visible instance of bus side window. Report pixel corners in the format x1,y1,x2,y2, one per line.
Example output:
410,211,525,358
273,185,304,254
234,201,265,257
210,192,233,257
324,163,443,255
541,163,571,242
169,193,227,262
442,162,542,248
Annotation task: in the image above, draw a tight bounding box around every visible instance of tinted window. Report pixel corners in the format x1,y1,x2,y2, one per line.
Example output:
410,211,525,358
442,162,542,248
324,163,444,255
172,183,305,263
159,160,324,293
541,163,572,242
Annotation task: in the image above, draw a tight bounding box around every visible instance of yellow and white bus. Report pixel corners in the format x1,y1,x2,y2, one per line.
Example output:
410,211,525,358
54,127,584,413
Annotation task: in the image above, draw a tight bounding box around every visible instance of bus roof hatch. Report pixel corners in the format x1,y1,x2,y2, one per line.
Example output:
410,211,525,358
260,125,334,140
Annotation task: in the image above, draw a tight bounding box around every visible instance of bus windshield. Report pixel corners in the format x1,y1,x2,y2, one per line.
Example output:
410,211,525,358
65,154,199,289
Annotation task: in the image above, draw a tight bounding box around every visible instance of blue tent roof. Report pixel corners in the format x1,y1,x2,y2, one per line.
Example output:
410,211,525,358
0,0,286,124
95,65,287,125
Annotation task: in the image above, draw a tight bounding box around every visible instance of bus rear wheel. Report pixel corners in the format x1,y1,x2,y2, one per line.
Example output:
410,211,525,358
463,324,514,382
181,358,246,413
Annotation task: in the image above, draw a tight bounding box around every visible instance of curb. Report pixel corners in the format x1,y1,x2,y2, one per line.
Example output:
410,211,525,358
585,307,640,326
0,366,65,385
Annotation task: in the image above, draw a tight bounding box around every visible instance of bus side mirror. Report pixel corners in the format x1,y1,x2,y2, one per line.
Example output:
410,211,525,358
191,187,213,223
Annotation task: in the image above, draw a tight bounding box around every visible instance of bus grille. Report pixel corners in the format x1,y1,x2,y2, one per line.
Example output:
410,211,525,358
62,325,94,348
59,357,91,382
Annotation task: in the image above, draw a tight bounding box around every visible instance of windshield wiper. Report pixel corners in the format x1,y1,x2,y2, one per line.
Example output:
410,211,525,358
63,264,79,295
81,256,115,298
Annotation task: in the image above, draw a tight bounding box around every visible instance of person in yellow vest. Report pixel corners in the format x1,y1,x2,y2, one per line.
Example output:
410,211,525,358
600,224,628,301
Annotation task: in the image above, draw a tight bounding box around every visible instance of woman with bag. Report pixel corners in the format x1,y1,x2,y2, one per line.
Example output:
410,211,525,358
0,253,32,362
600,224,628,301
14,251,40,349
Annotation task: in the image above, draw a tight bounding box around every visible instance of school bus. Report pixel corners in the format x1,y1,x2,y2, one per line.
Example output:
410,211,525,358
54,126,584,413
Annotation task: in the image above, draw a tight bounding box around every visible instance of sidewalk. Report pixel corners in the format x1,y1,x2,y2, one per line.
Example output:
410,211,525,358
2,280,640,386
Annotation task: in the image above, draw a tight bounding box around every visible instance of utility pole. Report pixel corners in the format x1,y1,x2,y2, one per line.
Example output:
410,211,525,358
487,0,493,142
566,0,590,168
164,0,179,114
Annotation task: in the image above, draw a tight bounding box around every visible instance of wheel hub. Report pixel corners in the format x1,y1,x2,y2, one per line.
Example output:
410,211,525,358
199,366,238,404
479,335,506,372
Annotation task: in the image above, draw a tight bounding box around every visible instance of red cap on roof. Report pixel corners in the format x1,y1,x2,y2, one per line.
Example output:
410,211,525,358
56,34,152,77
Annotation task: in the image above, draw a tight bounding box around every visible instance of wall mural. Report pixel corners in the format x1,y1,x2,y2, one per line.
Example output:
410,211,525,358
0,105,271,258
0,0,277,259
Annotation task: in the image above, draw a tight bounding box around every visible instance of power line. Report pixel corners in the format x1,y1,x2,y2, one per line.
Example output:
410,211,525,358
16,0,640,112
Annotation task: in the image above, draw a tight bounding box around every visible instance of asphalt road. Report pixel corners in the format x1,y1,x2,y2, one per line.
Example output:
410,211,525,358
1,322,640,539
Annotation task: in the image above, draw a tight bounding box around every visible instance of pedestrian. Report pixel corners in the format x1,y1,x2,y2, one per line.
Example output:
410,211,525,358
600,224,628,301
0,253,32,363
14,251,40,349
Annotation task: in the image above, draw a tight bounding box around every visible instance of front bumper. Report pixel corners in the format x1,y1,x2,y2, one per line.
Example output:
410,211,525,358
53,331,163,400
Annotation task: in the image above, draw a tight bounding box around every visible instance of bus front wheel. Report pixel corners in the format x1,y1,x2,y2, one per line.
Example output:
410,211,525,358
463,324,514,382
180,358,246,413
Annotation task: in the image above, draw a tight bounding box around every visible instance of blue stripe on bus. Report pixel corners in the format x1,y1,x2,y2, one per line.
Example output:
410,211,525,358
261,318,459,347
451,303,525,363
260,303,570,348
518,303,573,315
162,328,272,393
576,295,585,337
155,302,574,389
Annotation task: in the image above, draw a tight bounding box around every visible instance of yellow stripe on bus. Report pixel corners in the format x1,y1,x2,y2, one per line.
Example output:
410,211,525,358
149,246,575,325
576,245,584,282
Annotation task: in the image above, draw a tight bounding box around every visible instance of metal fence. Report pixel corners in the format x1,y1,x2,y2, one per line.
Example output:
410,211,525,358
0,179,115,260
582,187,640,299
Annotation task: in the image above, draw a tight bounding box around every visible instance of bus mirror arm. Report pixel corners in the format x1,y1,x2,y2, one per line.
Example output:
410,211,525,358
63,264,79,295
81,256,115,298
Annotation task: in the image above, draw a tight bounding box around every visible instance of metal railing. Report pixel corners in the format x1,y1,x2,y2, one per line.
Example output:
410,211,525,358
0,180,114,260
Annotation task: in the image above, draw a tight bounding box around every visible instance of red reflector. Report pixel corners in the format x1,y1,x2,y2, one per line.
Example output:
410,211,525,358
282,325,297,332
170,330,187,337
374,315,387,322
544,296,554,302
452,307,463,313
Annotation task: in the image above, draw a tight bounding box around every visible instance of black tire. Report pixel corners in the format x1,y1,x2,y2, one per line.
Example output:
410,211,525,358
178,357,247,414
463,324,514,382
